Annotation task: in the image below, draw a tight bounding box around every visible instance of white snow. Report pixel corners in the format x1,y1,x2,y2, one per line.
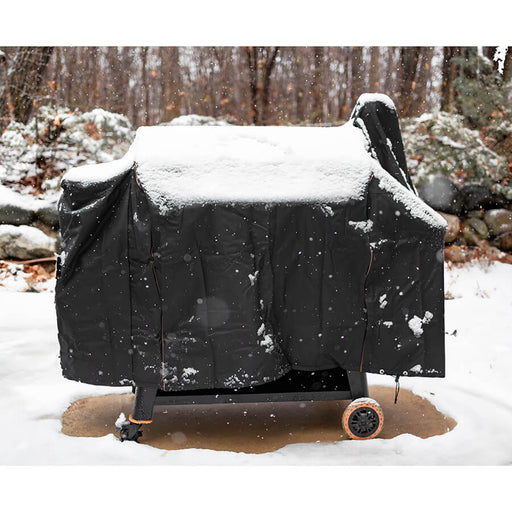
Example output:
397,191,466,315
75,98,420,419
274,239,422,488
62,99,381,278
494,46,508,74
407,311,434,338
62,152,133,185
352,93,397,116
408,315,424,337
127,123,378,209
114,412,127,429
61,122,381,206
1,259,512,465
373,166,447,230
181,368,198,384
0,183,52,212
248,271,259,286
348,219,374,233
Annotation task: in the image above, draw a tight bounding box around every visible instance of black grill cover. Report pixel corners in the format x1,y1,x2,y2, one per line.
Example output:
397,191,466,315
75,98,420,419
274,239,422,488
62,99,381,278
56,94,446,390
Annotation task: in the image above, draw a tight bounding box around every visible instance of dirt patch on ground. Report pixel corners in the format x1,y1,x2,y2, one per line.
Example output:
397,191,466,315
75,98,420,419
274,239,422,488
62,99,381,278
61,385,456,454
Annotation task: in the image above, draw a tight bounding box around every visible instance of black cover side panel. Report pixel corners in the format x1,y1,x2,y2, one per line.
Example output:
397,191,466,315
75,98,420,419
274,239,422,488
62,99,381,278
363,177,445,377
56,169,133,385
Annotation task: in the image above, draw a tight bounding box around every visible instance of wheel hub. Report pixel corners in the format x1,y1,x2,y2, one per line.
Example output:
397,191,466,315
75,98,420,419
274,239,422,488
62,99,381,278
348,407,380,437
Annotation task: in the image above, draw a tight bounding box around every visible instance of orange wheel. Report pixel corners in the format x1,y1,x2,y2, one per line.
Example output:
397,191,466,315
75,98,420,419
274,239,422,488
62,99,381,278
342,398,384,440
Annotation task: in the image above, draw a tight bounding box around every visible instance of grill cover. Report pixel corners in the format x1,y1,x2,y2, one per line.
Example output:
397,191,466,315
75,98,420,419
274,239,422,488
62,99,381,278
56,94,446,390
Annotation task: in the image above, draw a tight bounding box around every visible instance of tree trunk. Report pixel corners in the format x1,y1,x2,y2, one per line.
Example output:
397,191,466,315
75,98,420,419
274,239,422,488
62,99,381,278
441,46,461,113
213,47,233,118
369,46,380,92
245,47,259,125
350,47,364,112
293,48,305,123
310,46,325,123
337,48,350,121
410,47,434,116
398,47,421,117
159,47,181,123
260,47,279,125
140,47,150,125
0,46,53,132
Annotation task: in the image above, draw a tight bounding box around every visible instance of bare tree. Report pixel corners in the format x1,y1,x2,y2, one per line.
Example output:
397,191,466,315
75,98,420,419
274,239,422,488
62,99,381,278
159,47,182,122
398,47,421,117
140,47,150,125
441,46,461,113
350,47,364,113
369,47,380,92
410,47,434,117
244,47,279,125
310,47,325,123
0,47,53,132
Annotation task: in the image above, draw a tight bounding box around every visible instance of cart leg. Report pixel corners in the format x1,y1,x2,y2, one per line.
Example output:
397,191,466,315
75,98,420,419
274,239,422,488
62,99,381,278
346,371,369,399
120,386,157,442
131,386,157,423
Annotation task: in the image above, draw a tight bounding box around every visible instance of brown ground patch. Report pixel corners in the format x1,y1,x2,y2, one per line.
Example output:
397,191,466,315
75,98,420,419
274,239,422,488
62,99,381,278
61,385,456,454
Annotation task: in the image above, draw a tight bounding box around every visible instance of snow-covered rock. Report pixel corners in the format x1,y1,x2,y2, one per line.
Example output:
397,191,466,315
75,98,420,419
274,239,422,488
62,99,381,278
0,224,57,260
0,106,134,196
402,112,509,189
0,184,36,225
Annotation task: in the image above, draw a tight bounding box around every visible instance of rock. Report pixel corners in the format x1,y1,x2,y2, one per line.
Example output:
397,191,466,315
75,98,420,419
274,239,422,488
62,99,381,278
483,209,512,236
402,112,510,189
495,184,512,203
462,224,481,246
36,200,59,228
464,217,489,239
417,175,464,215
0,225,56,260
466,210,484,219
438,212,461,243
492,231,512,252
0,185,35,225
444,245,468,263
0,203,34,225
460,183,504,212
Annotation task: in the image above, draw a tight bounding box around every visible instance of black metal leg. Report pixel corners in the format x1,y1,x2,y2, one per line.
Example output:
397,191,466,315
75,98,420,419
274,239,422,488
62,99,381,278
131,386,157,422
346,371,369,399
119,386,157,442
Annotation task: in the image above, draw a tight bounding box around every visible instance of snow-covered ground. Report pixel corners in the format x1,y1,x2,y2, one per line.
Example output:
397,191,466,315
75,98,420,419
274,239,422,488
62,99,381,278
0,260,511,466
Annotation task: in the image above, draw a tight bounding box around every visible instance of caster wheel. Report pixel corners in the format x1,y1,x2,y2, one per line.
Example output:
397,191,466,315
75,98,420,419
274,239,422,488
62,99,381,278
342,397,384,440
119,420,142,442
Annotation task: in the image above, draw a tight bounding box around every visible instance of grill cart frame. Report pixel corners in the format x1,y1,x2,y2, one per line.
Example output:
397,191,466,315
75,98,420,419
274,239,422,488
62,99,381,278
119,368,381,441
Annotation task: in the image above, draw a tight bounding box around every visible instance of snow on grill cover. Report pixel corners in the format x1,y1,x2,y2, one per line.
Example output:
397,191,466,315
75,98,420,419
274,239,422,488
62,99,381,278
56,94,446,391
